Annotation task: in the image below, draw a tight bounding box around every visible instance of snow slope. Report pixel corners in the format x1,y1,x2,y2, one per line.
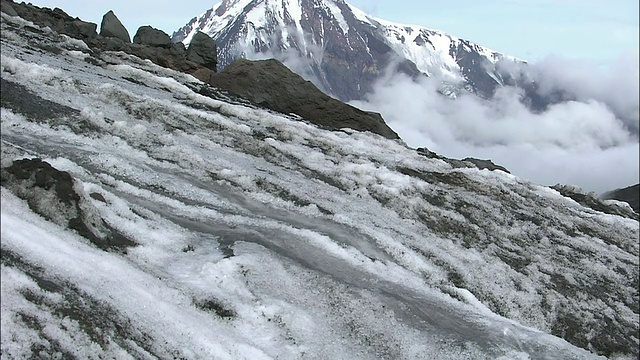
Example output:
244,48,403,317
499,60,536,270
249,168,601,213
1,10,638,359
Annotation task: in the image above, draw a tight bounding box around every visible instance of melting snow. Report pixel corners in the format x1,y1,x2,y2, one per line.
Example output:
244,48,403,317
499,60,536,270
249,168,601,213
1,13,633,359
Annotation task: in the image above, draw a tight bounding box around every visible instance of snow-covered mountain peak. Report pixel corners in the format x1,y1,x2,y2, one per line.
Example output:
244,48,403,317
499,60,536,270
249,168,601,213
173,0,522,101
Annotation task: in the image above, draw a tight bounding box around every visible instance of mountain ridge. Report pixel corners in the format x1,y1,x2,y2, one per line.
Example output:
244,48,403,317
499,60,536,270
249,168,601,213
172,0,521,101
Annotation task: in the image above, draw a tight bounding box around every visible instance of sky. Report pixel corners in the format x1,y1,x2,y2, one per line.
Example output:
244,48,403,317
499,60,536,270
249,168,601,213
23,0,639,63
349,0,640,64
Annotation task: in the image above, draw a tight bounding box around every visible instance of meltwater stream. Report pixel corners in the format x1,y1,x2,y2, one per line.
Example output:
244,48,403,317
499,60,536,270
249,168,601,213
1,24,622,356
110,162,602,360
1,117,604,359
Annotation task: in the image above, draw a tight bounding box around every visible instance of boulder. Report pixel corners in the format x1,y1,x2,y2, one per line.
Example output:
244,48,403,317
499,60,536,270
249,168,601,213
186,31,217,71
133,25,171,47
0,158,136,251
1,1,208,88
99,10,130,43
169,42,186,57
209,58,399,139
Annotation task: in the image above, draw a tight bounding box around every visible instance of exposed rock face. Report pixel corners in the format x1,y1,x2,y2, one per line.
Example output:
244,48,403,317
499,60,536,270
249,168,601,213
601,183,640,213
100,10,131,43
209,58,399,139
133,25,171,47
0,158,135,251
462,157,511,174
4,2,97,40
2,1,215,82
1,0,18,16
3,0,395,140
416,148,511,174
186,31,218,72
169,42,186,57
552,184,638,220
172,0,514,102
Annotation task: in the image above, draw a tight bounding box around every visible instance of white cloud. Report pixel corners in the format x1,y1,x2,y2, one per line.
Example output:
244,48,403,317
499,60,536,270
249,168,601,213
351,53,639,194
518,52,640,133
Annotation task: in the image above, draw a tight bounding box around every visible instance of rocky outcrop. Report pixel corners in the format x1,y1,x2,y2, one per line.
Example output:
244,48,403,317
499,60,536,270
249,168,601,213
209,58,399,139
0,158,135,251
3,0,395,139
1,0,18,16
99,10,130,43
186,31,217,72
601,183,639,213
133,25,171,47
2,1,216,82
552,184,638,220
462,157,511,173
417,148,511,174
3,1,97,40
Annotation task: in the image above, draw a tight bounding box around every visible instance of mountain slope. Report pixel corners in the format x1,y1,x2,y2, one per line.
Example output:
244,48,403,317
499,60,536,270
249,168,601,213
207,58,399,139
172,0,518,101
1,3,638,359
601,184,640,213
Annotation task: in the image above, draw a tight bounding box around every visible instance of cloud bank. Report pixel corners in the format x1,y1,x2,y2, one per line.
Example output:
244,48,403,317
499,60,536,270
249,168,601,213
351,52,640,194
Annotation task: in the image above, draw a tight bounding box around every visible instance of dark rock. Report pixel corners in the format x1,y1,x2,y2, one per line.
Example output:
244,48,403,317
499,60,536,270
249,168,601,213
551,184,638,221
67,19,97,39
86,34,201,75
190,67,215,83
100,10,131,43
2,1,211,87
462,157,510,173
186,31,217,71
1,158,136,251
209,58,399,139
1,0,18,16
98,36,130,51
194,298,236,318
169,42,186,57
416,147,468,169
601,184,639,213
133,25,171,47
90,192,107,203
416,147,442,159
0,78,79,122
4,0,97,40
416,148,510,173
